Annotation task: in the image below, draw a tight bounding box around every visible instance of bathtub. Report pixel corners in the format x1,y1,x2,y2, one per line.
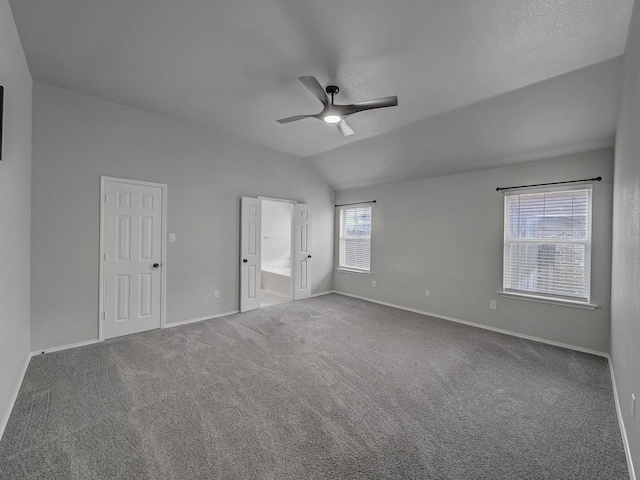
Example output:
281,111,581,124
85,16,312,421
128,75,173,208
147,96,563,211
261,261,291,296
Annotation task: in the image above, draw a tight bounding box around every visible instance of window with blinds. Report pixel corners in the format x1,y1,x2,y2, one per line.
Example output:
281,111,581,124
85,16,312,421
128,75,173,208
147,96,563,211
503,186,592,302
338,205,372,273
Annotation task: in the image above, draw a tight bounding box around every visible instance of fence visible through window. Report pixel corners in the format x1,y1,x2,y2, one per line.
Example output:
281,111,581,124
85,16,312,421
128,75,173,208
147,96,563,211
503,187,591,302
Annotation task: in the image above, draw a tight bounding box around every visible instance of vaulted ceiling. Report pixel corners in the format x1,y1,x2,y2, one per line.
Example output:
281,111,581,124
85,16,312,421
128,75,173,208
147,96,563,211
9,0,634,189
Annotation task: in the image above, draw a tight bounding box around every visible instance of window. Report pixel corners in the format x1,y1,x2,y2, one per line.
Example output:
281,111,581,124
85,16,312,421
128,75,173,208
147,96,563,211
338,204,372,273
501,185,595,307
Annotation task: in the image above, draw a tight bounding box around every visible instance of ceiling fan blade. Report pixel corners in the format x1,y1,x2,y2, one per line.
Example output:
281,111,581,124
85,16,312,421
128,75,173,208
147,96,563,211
298,76,329,107
336,119,354,136
276,114,315,124
335,95,398,116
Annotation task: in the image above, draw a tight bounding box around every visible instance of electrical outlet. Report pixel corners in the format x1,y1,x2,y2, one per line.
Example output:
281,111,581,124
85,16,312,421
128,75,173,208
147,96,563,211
168,233,176,242
425,289,430,297
632,394,636,419
372,280,377,287
213,290,219,299
490,300,497,310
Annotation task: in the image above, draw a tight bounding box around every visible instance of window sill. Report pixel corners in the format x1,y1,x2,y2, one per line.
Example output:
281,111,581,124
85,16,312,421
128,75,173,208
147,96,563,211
497,291,598,310
336,268,372,276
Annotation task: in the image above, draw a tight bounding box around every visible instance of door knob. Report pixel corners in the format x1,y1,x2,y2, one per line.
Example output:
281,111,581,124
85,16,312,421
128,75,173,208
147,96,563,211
152,263,160,268
243,259,248,263
307,255,312,258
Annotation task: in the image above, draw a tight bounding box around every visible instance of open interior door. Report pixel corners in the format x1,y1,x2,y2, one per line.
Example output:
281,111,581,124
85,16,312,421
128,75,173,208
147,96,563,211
240,197,261,312
293,203,312,300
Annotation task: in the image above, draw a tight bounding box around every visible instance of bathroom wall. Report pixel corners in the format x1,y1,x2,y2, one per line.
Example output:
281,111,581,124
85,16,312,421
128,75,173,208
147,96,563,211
262,199,293,266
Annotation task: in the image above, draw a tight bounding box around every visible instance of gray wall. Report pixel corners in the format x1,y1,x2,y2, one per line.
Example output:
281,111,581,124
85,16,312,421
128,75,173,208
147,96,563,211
0,0,32,435
612,0,640,471
335,150,613,353
31,82,334,352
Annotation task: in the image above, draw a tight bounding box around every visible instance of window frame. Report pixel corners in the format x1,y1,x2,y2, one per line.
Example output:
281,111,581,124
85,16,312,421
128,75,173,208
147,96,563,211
498,183,597,310
337,204,372,275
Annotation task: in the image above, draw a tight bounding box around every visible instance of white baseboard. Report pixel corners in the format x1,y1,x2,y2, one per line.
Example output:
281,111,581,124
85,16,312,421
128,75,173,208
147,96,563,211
333,291,608,358
0,352,32,441
608,356,637,480
310,290,336,298
165,310,240,328
31,338,101,356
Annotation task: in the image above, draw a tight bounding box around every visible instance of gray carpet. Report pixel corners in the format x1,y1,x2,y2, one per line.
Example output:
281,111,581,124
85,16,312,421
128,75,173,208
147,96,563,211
0,294,629,479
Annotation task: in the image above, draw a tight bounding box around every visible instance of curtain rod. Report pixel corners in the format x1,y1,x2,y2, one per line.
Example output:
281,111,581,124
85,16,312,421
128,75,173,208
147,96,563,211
496,177,601,192
335,200,376,207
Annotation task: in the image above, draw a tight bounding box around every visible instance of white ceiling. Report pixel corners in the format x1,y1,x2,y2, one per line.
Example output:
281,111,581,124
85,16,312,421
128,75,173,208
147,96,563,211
9,0,634,188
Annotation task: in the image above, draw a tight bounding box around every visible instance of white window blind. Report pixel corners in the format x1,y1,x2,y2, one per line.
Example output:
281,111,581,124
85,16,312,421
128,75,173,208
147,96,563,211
503,186,592,302
338,205,371,272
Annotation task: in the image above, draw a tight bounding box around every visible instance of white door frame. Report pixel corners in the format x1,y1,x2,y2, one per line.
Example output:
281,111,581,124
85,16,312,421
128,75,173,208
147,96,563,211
99,176,168,341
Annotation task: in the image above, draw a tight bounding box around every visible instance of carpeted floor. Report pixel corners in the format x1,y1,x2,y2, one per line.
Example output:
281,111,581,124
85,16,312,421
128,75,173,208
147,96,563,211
0,294,629,479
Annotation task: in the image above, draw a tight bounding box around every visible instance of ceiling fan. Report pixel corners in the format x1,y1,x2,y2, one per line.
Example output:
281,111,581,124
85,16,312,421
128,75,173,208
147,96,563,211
276,76,398,136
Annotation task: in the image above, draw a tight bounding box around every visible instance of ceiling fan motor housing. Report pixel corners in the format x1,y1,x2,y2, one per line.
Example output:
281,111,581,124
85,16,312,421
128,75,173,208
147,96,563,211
325,85,339,96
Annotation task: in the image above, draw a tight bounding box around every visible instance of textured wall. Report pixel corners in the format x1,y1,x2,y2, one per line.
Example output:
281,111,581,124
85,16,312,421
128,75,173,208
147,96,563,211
335,150,613,354
30,82,334,351
0,0,32,437
612,0,640,473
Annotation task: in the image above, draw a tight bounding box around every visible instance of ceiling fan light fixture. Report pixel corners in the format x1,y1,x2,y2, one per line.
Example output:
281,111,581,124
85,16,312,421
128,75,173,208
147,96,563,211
324,114,341,124
276,76,398,136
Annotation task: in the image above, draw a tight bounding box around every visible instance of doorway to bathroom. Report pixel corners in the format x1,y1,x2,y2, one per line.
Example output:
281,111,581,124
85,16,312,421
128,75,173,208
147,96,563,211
260,198,293,307
239,196,312,312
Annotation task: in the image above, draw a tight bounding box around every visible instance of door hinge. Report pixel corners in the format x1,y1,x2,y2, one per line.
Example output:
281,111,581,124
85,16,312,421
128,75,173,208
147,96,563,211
103,312,106,319
104,194,108,203
104,253,107,261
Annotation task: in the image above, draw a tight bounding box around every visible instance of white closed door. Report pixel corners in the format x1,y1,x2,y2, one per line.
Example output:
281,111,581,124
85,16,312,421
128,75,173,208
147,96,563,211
240,197,261,312
293,203,312,300
104,180,163,339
